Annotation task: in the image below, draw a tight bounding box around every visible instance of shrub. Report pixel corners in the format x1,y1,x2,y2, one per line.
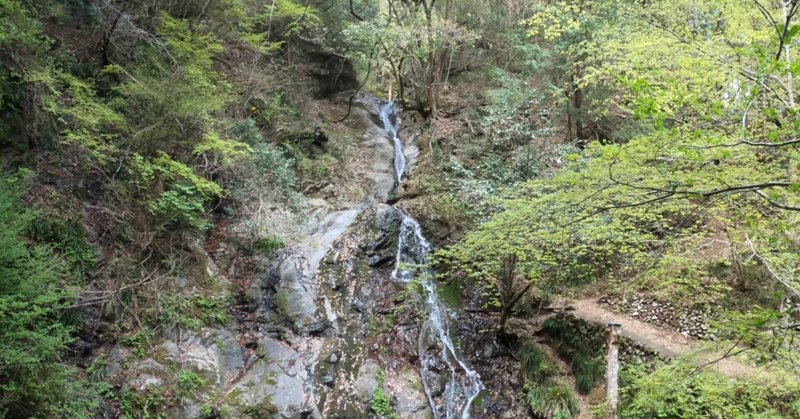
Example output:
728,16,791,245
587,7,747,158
0,177,100,418
524,381,580,419
149,184,209,231
255,235,286,255
621,362,800,418
120,387,167,419
248,143,297,195
177,370,207,394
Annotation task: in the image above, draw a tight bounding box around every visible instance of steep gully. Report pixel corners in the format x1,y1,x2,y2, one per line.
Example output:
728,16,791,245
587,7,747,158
380,101,484,419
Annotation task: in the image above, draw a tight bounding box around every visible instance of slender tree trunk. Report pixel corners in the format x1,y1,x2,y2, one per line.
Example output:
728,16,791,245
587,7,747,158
398,57,406,102
572,70,586,140
498,282,534,335
422,0,439,116
783,0,796,107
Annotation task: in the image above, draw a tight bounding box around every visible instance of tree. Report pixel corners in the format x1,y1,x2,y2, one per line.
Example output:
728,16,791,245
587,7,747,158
342,0,475,114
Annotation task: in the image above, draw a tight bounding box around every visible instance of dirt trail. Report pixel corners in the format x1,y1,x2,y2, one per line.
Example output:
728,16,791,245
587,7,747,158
563,298,761,378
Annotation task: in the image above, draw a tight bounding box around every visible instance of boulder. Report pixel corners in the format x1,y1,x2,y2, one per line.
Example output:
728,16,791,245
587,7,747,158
229,337,323,419
387,366,432,419
353,359,381,403
276,252,324,335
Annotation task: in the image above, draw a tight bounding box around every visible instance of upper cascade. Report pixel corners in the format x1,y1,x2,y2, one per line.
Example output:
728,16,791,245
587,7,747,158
379,101,406,184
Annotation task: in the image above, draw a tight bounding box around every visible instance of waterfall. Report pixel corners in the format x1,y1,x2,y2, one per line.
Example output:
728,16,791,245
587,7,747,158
379,101,406,183
379,101,484,419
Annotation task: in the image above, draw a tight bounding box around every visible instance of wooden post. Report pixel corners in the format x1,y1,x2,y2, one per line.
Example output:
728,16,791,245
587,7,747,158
606,322,622,418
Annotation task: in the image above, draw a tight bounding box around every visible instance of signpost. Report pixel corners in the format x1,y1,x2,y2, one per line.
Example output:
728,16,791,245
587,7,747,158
606,322,622,418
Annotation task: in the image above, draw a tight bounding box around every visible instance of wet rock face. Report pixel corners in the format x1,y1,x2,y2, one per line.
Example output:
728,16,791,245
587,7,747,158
363,205,404,268
105,97,443,419
311,205,436,419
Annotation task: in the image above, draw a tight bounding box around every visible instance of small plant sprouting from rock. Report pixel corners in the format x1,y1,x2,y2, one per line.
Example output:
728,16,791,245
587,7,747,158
255,235,286,255
122,331,151,358
177,370,207,394
200,403,215,418
371,370,394,418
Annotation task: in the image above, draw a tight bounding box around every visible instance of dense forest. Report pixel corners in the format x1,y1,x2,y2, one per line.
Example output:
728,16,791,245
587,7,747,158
1,0,799,418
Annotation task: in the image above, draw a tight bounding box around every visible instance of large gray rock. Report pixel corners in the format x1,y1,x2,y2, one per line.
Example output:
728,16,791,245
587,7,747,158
276,252,325,335
353,359,381,403
229,337,323,419
387,366,432,419
375,204,404,233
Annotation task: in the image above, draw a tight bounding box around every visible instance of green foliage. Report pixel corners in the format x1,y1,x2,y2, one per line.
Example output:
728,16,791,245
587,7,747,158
200,403,215,418
177,369,207,394
540,316,605,395
269,0,322,36
131,153,222,198
524,381,580,419
519,343,556,385
246,143,298,196
28,215,97,279
0,177,100,418
371,370,394,418
517,342,580,418
122,330,152,358
255,235,286,255
711,307,798,367
341,0,477,112
120,387,167,419
149,184,210,231
155,294,229,332
368,315,395,337
621,362,800,418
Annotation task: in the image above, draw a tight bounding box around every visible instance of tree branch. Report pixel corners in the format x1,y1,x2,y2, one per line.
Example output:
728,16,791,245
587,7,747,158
744,230,800,298
349,0,364,21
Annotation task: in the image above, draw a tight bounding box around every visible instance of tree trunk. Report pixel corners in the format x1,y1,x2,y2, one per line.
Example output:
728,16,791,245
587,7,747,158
574,85,585,140
422,0,440,116
570,67,587,141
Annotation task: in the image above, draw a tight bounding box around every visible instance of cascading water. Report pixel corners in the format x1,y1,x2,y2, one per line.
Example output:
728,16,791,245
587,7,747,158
379,102,483,419
379,101,406,183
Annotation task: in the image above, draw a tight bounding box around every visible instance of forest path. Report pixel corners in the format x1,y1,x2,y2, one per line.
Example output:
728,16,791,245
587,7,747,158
557,298,762,378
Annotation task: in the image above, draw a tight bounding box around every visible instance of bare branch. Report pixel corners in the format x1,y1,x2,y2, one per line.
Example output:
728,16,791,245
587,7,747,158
744,230,800,298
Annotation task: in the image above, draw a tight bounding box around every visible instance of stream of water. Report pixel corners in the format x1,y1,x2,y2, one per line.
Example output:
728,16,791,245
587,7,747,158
379,102,484,419
379,101,406,183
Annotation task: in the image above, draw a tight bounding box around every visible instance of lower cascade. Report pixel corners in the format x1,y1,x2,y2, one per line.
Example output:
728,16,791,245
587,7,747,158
380,102,484,419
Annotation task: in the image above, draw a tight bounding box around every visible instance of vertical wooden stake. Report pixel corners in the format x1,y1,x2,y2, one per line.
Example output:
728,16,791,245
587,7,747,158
606,322,622,418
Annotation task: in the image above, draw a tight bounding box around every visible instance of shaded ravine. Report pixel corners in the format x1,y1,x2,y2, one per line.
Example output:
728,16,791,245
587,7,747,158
380,102,484,419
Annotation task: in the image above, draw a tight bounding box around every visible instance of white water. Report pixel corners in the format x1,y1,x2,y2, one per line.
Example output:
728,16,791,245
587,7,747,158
379,101,406,183
379,102,483,419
